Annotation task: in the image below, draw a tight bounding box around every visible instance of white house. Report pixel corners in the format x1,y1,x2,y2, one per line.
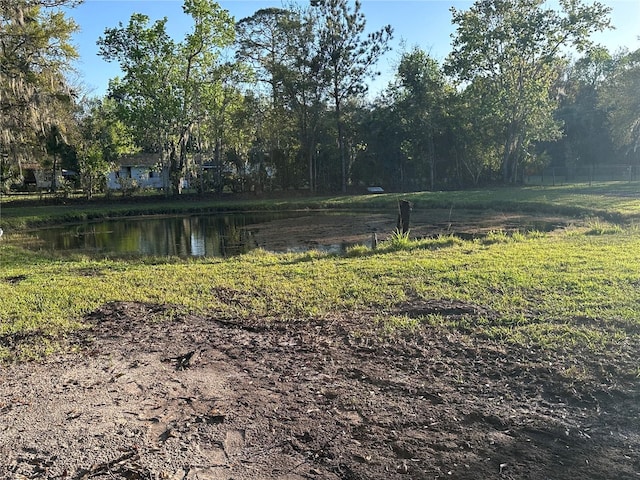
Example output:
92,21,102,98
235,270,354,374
107,153,165,190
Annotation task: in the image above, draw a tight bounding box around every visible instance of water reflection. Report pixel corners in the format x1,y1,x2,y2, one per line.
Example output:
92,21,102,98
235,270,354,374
25,210,566,259
31,213,288,258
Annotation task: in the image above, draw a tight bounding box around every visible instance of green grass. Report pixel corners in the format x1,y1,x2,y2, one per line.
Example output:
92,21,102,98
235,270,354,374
2,182,640,361
2,225,640,360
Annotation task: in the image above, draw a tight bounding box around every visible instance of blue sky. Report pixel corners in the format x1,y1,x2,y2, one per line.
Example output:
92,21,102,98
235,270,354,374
65,0,640,98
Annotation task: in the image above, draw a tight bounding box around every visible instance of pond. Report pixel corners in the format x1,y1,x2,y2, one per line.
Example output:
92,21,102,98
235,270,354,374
26,212,321,258
19,208,570,258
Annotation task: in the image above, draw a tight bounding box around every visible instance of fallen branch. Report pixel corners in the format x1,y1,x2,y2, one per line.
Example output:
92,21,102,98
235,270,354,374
73,449,139,479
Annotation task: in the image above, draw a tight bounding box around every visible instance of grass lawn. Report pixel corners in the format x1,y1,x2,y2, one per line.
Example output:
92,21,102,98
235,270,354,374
2,180,640,362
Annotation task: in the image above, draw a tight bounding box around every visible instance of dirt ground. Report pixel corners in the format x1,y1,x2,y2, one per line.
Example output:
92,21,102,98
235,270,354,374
1,299,639,480
245,208,572,253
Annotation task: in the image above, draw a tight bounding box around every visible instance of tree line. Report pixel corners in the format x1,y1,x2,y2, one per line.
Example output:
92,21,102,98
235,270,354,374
1,0,638,197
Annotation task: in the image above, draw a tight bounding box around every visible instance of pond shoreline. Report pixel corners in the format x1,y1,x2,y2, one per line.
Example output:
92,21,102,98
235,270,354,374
3,183,632,234
14,208,574,258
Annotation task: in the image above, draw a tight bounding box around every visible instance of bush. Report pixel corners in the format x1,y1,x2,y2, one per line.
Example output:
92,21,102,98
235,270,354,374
116,177,139,197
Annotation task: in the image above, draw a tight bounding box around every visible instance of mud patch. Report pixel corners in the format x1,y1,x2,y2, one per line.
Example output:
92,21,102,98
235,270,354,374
247,209,572,253
3,274,27,285
396,298,499,322
1,301,639,479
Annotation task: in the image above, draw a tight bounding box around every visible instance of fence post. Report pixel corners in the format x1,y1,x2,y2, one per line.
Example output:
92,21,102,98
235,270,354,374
397,200,412,234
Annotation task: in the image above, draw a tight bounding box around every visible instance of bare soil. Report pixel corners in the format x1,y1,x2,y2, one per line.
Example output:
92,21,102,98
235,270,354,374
1,299,639,480
245,208,572,252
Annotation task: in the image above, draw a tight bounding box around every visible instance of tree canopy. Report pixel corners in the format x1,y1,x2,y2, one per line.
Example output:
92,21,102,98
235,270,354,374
446,0,612,183
0,0,79,184
98,0,235,194
3,0,638,194
600,49,640,157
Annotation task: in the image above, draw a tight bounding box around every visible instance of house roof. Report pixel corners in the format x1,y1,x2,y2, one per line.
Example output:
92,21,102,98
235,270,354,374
19,162,40,170
118,153,162,167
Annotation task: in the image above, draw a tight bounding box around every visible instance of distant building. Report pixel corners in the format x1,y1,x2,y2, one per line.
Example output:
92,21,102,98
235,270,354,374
32,167,67,190
107,153,166,190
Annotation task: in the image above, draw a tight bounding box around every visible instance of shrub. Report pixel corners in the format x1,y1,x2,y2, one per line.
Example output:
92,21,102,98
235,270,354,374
386,229,412,251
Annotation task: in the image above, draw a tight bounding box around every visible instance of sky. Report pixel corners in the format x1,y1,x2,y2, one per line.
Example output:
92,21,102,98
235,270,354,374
64,0,640,98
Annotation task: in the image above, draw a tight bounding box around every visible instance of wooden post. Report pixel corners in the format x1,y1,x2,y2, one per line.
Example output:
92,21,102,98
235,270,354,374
397,200,412,234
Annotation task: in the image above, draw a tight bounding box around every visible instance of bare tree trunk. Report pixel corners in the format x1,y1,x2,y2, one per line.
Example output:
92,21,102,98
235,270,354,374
215,136,223,193
308,141,315,194
428,124,436,191
333,74,347,194
337,110,346,193
51,153,58,192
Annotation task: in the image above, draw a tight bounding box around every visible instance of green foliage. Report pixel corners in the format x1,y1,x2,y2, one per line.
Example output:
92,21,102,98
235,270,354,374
2,0,635,195
585,218,624,235
345,244,371,257
77,143,108,199
391,48,450,191
482,230,511,244
446,0,612,183
97,0,237,195
599,48,640,155
234,8,304,190
116,177,139,197
552,47,618,171
385,228,412,250
312,0,393,192
77,97,137,183
0,0,79,177
451,80,511,184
